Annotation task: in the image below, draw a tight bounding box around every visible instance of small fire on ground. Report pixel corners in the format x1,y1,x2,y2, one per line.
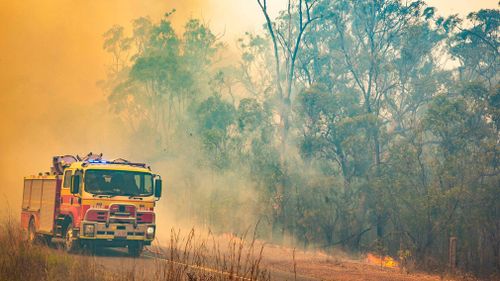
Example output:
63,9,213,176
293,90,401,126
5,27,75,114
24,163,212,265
366,253,399,268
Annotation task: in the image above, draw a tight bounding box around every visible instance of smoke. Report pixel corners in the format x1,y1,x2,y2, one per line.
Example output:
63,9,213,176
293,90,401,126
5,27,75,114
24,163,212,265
0,0,279,226
0,0,494,224
0,1,159,218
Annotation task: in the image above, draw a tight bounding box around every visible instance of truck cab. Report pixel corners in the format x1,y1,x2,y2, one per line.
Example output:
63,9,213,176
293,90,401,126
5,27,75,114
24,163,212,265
21,153,162,256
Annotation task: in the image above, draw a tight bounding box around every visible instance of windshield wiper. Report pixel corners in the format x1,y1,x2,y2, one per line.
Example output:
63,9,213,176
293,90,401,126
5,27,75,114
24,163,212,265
92,193,118,198
122,193,144,200
90,192,147,199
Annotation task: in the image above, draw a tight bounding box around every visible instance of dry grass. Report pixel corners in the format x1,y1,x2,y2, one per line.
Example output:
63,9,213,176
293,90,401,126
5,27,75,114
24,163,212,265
149,227,271,281
0,218,109,281
0,218,270,281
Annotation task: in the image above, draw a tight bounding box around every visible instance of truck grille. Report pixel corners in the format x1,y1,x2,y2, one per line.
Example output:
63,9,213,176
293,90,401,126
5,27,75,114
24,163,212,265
108,204,137,224
85,205,153,225
109,204,136,217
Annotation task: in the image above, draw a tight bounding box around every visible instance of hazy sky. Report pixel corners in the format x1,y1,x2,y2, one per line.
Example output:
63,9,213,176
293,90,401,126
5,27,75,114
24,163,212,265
0,0,497,215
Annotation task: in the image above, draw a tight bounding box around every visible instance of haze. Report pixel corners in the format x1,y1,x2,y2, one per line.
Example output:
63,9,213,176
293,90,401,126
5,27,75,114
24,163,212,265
0,0,497,215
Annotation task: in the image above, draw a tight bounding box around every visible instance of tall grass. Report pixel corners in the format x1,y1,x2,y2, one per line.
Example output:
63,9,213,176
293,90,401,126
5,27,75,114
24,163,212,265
150,227,271,281
0,217,108,281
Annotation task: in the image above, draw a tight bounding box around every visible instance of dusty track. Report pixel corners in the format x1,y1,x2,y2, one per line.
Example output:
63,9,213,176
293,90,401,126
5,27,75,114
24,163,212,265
85,246,446,281
88,247,315,281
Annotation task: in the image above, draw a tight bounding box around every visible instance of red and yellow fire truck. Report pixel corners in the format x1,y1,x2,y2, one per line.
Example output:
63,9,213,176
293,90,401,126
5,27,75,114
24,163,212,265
20,153,162,256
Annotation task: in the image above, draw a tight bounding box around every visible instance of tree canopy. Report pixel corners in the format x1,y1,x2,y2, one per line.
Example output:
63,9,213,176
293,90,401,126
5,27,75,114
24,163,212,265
101,3,499,276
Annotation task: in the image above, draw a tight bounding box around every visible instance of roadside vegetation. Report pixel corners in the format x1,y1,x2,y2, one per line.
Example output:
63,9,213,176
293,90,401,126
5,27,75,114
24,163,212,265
99,0,499,278
0,219,270,281
0,219,106,281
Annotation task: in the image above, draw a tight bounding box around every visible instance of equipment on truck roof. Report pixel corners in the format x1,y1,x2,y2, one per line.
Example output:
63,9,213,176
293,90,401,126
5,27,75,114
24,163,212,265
51,155,77,175
51,152,149,175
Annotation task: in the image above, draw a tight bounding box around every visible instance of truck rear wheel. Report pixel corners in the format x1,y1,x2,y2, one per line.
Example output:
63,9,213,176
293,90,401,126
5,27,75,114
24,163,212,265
127,242,143,257
27,218,36,243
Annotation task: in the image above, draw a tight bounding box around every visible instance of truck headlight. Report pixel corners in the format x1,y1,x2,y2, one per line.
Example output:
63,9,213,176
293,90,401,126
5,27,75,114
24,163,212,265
83,224,95,237
146,226,155,239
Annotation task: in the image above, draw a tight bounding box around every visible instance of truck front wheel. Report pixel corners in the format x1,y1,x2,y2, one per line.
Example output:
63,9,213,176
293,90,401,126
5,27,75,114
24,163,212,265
127,242,143,257
64,224,80,253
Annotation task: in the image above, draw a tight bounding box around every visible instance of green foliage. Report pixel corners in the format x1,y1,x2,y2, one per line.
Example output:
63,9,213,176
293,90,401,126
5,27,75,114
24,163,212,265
449,9,499,83
195,95,236,170
101,2,500,276
237,98,264,131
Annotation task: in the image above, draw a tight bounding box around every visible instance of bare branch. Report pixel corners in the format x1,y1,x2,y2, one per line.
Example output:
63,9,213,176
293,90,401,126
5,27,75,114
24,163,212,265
256,0,284,99
276,28,293,55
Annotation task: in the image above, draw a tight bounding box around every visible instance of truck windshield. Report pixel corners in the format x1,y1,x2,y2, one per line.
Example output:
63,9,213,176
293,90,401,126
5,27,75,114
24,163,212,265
84,169,153,197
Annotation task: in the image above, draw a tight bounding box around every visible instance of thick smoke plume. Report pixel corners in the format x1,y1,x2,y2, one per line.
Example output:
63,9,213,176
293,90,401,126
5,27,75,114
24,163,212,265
0,0,278,221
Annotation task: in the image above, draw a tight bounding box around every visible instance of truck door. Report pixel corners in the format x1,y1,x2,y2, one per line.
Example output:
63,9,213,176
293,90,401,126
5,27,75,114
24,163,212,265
60,169,81,225
61,169,72,206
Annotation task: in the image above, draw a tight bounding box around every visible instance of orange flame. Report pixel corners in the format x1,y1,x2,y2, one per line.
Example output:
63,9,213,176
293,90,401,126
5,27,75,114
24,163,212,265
366,253,399,268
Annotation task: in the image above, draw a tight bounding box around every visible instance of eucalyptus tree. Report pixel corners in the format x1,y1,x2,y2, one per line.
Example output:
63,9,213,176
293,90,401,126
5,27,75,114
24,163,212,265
194,94,236,170
128,12,181,142
237,33,275,100
256,0,322,160
449,9,499,87
420,81,500,271
104,12,221,147
103,25,132,75
295,0,448,239
254,0,324,240
298,84,373,248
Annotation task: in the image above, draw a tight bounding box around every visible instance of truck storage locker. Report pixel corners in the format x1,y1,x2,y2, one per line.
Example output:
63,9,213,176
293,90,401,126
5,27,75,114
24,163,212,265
39,178,57,233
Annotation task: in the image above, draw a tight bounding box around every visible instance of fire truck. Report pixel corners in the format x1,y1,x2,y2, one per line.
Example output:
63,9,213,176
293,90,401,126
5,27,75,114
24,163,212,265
20,153,162,256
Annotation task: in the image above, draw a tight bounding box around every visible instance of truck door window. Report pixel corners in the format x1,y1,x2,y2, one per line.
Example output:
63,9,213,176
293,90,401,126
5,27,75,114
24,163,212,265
63,170,72,188
75,170,83,191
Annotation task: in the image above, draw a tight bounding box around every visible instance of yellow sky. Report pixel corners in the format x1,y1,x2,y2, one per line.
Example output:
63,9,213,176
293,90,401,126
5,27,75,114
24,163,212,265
0,0,497,215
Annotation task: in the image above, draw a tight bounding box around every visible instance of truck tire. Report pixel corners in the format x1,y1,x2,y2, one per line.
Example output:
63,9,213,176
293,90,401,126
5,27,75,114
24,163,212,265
27,218,36,243
81,241,97,255
64,224,80,253
127,242,143,257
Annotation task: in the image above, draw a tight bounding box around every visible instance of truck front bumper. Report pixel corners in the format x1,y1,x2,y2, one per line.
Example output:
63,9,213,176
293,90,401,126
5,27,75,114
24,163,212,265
79,221,155,245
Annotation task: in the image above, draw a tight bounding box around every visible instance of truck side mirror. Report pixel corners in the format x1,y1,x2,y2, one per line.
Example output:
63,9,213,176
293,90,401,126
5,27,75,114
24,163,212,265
154,179,162,198
71,175,80,194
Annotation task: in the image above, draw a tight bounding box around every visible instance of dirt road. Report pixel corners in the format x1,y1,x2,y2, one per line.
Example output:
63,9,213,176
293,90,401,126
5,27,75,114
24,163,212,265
87,246,447,281
88,247,315,281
